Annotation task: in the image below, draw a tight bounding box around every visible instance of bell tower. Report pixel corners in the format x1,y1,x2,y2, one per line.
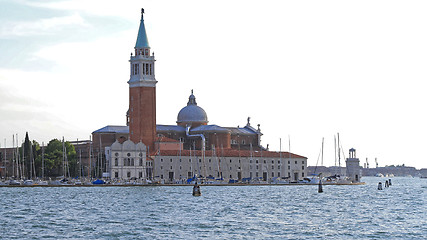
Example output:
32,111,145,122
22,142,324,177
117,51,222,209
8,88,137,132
128,8,157,151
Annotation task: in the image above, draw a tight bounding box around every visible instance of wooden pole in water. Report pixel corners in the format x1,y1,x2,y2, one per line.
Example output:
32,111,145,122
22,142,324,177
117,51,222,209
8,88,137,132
318,179,323,193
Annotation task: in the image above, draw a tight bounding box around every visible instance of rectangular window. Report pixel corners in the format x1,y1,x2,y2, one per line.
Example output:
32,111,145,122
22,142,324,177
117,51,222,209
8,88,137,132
115,172,118,178
134,64,139,75
278,172,280,177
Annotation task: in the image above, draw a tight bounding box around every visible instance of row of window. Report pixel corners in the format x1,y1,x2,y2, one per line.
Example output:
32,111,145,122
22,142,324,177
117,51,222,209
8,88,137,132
114,152,143,157
230,139,246,144
135,48,149,56
114,171,144,178
158,158,304,165
158,165,305,172
131,63,153,76
114,158,144,167
156,171,305,179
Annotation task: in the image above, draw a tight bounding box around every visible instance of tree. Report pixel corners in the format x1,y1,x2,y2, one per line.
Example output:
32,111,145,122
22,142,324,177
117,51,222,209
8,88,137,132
23,132,32,179
43,139,77,178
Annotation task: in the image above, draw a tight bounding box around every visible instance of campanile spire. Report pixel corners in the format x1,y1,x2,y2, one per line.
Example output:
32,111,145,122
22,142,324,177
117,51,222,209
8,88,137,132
135,8,150,49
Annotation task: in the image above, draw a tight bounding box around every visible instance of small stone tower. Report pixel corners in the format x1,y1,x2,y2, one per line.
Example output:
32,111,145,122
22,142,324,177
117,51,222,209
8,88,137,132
128,8,157,152
346,148,361,182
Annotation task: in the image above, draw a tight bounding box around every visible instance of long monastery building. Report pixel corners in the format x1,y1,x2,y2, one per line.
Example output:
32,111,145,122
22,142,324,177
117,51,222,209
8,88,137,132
92,9,308,183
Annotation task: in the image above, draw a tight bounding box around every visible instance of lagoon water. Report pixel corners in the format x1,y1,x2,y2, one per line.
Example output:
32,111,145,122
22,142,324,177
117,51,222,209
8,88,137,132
1,177,426,239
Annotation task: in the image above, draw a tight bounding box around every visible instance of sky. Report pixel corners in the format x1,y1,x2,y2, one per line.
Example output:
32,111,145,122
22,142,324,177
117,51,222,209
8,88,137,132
1,0,426,169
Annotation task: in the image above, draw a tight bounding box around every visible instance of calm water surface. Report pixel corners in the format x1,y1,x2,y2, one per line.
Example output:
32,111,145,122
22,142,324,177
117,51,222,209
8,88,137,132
1,177,426,239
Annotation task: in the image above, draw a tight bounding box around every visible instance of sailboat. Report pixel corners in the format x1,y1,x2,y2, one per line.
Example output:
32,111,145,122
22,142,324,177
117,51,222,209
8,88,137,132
306,138,324,184
324,133,351,184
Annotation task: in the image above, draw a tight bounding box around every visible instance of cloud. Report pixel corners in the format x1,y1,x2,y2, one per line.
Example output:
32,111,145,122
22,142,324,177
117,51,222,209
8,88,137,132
0,13,88,38
23,0,141,19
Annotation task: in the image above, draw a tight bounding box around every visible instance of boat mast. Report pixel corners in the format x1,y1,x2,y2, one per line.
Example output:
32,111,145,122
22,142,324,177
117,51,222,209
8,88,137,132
12,135,15,178
78,139,82,179
99,134,103,178
203,136,207,179
279,138,282,163
194,141,200,178
62,137,65,178
288,135,291,179
337,133,341,174
66,146,70,179
321,137,324,167
42,142,44,180
89,135,92,179
33,142,36,179
19,135,23,179
249,143,253,179
3,139,7,178
21,138,25,179
30,141,36,179
334,135,337,175
17,135,22,179
179,138,182,180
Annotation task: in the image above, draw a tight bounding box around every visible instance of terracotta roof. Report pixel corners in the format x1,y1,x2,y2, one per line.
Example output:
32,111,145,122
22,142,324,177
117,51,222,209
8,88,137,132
154,149,306,159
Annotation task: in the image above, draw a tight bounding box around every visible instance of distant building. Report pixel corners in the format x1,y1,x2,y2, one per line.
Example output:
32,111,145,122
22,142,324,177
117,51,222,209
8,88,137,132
345,148,361,182
92,9,308,182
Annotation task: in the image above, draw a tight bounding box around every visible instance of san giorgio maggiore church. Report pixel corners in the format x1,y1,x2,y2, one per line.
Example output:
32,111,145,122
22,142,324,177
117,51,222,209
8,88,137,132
92,9,308,183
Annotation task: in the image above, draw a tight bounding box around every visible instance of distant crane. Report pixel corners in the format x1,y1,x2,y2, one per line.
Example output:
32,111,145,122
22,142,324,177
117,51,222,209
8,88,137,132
375,157,378,168
366,158,369,168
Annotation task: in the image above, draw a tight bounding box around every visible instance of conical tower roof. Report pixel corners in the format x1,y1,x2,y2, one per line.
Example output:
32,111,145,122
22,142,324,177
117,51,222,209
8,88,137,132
135,8,150,48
